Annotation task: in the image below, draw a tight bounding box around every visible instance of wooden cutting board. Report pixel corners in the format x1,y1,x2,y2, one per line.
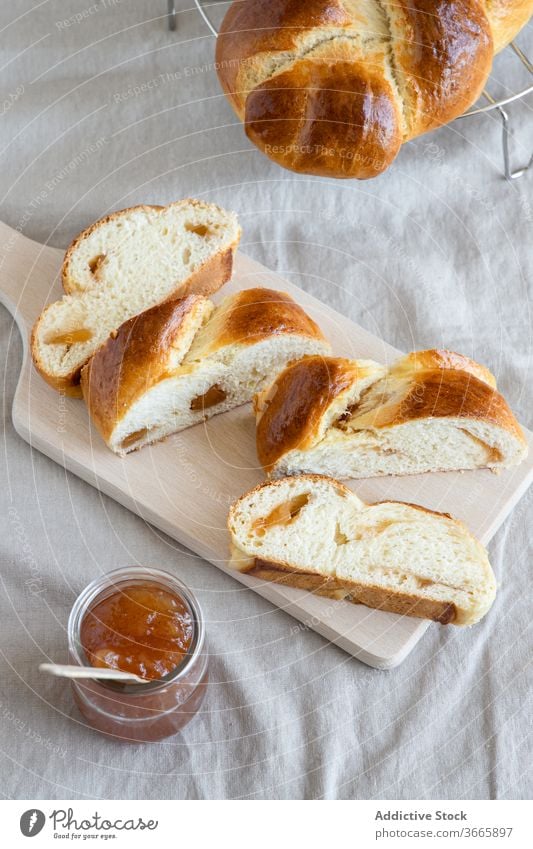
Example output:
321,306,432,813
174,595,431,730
1,219,532,669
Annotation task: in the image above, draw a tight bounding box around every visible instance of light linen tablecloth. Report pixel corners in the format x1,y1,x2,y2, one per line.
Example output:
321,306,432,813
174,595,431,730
1,0,532,800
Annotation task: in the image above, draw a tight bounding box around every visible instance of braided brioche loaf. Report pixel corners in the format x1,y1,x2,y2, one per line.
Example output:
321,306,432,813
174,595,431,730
216,0,533,178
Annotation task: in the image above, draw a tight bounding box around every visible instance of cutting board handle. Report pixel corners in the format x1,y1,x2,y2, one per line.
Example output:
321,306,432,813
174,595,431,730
0,220,63,335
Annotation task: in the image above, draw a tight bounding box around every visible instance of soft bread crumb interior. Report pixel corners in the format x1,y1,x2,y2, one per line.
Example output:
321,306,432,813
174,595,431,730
228,476,496,626
274,417,524,478
111,331,330,454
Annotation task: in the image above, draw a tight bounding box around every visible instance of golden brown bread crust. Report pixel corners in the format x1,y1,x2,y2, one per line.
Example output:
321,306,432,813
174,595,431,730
173,247,235,300
81,296,205,444
244,50,403,179
215,0,353,117
255,351,526,471
247,558,456,624
385,0,493,136
200,287,328,353
353,369,525,440
255,356,362,471
214,0,519,178
390,349,497,388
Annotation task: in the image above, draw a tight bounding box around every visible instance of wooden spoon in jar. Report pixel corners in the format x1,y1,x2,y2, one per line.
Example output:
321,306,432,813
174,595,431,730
39,663,150,684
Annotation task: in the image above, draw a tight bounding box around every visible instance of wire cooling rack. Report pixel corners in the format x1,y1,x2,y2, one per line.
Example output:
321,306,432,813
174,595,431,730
167,0,533,180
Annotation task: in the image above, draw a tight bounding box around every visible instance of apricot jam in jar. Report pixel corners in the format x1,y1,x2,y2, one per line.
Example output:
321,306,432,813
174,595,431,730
68,567,208,742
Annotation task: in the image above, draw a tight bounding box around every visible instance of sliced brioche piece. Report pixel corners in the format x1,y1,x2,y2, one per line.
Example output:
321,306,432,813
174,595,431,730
81,294,214,452
228,475,497,626
61,201,239,294
256,350,527,478
31,200,241,394
255,355,387,462
82,288,331,455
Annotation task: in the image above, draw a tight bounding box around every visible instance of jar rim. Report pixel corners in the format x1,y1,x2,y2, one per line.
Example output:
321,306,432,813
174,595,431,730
68,566,205,694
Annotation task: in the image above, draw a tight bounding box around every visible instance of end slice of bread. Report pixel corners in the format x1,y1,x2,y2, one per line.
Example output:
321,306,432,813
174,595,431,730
228,475,497,626
31,200,241,394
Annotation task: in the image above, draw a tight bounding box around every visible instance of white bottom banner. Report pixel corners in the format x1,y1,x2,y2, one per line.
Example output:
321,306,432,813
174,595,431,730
3,799,530,848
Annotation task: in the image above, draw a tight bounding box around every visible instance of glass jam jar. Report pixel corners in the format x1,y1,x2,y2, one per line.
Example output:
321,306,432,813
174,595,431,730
68,567,208,742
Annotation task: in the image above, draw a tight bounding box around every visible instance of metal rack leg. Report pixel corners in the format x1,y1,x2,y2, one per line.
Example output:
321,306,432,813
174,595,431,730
167,0,176,31
499,106,533,180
